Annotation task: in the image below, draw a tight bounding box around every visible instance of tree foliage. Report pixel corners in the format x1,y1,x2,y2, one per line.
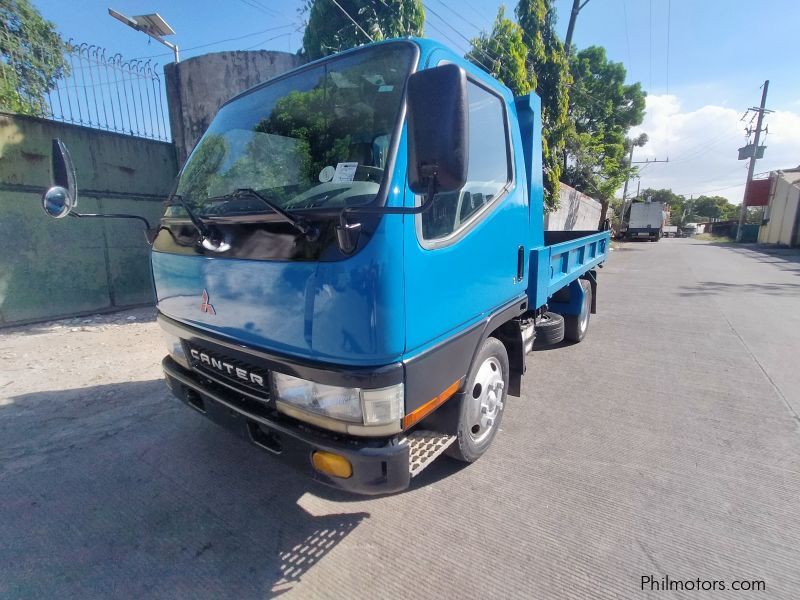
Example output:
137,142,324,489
0,0,68,116
637,188,741,226
564,46,645,207
466,6,530,97
301,0,424,61
516,0,571,210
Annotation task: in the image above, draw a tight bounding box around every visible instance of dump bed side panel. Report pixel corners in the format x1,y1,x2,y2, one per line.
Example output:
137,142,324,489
529,230,610,309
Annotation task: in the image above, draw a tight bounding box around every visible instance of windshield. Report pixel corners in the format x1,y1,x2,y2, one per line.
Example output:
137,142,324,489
172,43,415,218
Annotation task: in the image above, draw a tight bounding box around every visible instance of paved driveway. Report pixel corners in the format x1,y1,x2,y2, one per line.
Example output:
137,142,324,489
1,239,799,598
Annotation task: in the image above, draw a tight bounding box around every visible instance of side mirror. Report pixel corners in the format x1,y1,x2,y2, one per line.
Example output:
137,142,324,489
42,139,78,219
406,64,468,194
334,64,469,255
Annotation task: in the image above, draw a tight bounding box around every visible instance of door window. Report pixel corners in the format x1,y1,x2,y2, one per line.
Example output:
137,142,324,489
420,80,511,242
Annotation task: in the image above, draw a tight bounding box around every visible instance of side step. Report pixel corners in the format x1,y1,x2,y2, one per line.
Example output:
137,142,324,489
407,430,456,477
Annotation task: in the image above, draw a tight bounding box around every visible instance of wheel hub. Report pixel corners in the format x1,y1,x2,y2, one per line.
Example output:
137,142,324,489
468,357,505,444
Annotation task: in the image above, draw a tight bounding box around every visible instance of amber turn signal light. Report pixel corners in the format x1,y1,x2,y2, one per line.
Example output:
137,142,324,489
311,451,353,479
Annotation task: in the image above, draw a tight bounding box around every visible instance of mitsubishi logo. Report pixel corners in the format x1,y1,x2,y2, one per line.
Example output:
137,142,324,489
200,289,216,315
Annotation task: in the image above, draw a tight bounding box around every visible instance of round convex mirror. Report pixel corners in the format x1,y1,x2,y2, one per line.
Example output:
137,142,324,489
41,186,75,219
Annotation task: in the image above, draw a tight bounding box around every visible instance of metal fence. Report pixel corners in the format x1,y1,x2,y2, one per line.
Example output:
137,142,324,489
1,34,170,142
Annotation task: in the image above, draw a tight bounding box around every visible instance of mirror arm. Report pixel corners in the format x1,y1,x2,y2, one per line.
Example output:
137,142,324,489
69,211,152,229
337,169,439,230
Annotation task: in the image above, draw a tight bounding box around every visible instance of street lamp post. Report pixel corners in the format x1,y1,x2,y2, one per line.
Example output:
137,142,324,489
108,8,179,63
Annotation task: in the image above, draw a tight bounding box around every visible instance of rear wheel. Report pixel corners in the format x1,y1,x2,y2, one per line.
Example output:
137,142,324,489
563,280,592,343
446,337,509,463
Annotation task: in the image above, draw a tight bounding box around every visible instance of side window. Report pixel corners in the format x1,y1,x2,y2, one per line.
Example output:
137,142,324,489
420,80,511,241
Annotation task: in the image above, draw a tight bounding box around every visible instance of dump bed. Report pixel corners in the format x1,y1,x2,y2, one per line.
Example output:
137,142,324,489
528,230,610,309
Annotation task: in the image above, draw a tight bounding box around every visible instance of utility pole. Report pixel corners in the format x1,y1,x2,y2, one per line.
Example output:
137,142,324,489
564,0,591,57
617,143,635,232
736,80,770,241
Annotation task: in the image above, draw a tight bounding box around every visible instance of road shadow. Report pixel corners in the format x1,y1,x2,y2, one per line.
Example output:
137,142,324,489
0,379,369,597
678,280,800,297
708,242,800,273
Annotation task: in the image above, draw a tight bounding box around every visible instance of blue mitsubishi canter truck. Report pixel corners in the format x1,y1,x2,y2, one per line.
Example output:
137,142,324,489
42,38,609,494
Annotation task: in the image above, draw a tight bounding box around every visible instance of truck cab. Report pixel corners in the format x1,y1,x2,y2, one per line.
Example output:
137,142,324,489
41,38,609,494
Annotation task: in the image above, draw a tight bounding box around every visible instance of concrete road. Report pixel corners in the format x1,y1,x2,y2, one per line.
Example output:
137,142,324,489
1,239,799,599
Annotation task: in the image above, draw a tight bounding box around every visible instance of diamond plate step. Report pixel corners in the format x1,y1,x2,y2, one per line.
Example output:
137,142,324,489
407,430,456,477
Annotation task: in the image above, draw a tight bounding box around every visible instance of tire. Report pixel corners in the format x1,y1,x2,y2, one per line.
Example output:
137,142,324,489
563,280,592,343
446,337,509,463
534,311,564,346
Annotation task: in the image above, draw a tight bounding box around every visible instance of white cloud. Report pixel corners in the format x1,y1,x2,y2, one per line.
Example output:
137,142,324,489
628,95,800,203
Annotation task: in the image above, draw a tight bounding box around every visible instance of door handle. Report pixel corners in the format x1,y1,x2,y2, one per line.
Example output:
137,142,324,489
516,245,525,282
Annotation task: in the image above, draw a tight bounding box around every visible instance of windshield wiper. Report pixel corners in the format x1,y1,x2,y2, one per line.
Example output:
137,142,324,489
167,193,230,252
227,188,319,240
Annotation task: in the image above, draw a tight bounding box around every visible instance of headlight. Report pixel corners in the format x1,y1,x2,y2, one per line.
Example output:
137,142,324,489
162,331,189,368
272,373,403,428
273,373,362,422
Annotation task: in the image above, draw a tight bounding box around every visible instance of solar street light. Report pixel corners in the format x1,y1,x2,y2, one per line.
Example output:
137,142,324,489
109,8,180,63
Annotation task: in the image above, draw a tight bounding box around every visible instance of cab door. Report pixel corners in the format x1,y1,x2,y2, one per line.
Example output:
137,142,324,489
403,63,529,355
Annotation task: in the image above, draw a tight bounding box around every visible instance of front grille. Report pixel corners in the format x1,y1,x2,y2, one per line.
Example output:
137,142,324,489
184,340,270,401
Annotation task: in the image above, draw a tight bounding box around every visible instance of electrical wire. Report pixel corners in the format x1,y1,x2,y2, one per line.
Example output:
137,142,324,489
665,0,671,156
621,0,632,70
328,0,373,42
433,0,486,37
424,19,474,64
236,0,282,19
667,131,743,164
130,23,296,60
648,0,653,92
674,181,745,197
243,32,293,51
422,3,499,69
460,0,493,25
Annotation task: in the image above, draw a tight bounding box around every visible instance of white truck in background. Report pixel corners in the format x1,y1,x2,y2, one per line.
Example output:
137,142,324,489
626,201,667,241
663,225,678,237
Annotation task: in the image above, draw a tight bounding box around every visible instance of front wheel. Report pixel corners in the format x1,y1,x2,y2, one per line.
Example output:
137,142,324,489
446,337,509,463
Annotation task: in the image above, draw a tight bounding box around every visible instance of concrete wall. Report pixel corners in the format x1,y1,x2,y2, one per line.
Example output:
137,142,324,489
165,50,303,165
0,112,177,326
545,182,602,231
758,171,800,246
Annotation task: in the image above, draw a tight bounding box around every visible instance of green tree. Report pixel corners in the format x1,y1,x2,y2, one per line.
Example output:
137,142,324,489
301,0,424,61
516,0,571,210
0,0,68,116
466,6,531,96
693,195,737,220
564,47,646,225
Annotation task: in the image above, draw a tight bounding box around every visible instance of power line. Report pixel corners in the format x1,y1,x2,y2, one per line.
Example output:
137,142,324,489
460,0,494,25
648,0,653,91
243,32,293,51
422,3,499,69
665,0,671,96
433,0,485,37
667,131,743,164
425,19,487,70
328,0,373,42
674,181,746,197
236,0,282,19
665,0,671,156
130,23,296,60
621,0,632,69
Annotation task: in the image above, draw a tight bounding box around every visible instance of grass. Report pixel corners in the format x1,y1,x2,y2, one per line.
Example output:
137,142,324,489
694,233,734,243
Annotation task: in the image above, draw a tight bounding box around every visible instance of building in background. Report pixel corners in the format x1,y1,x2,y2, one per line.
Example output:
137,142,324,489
747,167,800,247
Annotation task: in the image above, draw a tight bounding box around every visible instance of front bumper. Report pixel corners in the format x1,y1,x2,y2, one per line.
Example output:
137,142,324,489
162,356,412,495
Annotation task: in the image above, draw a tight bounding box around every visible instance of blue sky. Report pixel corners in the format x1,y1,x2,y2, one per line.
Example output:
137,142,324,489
34,0,800,202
